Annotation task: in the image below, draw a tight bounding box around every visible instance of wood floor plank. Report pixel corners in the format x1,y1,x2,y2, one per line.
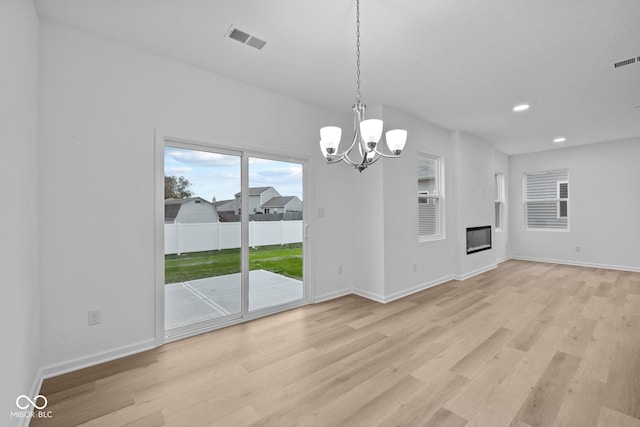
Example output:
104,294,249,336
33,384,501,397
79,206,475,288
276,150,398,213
423,407,468,427
449,327,513,378
604,345,640,420
32,261,640,426
379,371,468,427
558,316,597,357
508,314,553,352
511,351,582,427
552,377,605,427
597,406,640,427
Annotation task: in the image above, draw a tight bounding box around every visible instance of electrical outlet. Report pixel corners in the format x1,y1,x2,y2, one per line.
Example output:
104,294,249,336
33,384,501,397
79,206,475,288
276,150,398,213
88,309,101,326
575,246,581,253
413,263,417,272
338,265,343,275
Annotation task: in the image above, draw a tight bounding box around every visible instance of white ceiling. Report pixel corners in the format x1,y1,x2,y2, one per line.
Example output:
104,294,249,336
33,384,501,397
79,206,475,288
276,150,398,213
35,0,640,155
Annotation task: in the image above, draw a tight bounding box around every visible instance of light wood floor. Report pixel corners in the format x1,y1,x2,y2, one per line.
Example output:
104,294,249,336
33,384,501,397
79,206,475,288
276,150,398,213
34,260,640,427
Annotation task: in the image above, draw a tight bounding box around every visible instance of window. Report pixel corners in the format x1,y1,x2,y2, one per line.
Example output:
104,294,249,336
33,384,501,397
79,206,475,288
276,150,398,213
557,181,568,218
418,153,444,241
494,173,505,231
524,169,569,230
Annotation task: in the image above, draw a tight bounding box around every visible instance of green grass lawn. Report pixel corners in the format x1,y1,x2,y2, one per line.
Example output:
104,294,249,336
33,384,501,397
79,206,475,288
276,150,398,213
165,243,302,284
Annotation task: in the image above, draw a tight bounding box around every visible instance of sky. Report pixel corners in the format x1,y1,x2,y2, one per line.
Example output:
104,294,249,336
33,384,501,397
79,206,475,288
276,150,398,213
165,147,303,202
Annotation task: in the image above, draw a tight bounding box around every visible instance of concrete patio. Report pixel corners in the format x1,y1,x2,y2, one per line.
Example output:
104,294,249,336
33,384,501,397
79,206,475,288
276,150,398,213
165,269,303,330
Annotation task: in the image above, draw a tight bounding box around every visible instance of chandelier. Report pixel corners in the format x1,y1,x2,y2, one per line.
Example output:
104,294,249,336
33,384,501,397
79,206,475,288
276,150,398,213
319,0,407,172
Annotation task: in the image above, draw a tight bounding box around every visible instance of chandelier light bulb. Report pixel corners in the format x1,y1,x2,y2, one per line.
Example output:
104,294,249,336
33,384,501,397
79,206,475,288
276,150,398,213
319,126,341,154
360,119,383,148
386,129,407,155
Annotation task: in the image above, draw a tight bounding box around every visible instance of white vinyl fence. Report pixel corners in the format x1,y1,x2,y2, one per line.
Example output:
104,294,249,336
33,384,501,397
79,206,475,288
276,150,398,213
165,221,303,255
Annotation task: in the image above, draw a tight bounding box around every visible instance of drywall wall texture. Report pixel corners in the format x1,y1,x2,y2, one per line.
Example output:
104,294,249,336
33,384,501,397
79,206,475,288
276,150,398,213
451,131,497,278
494,150,509,262
509,137,640,270
0,0,41,422
381,106,456,300
38,20,353,369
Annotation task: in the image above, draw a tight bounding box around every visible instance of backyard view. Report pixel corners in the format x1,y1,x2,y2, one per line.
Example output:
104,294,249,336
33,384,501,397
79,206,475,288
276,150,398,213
165,243,303,284
164,146,304,332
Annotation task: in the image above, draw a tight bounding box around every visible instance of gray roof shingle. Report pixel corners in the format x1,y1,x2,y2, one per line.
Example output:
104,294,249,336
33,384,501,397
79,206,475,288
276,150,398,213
261,196,297,208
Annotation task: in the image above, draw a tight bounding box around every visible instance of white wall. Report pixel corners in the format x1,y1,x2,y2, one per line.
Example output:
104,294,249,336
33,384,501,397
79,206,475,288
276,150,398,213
38,20,353,369
381,107,456,300
509,138,640,271
341,105,502,302
451,131,497,278
0,0,41,422
494,150,509,262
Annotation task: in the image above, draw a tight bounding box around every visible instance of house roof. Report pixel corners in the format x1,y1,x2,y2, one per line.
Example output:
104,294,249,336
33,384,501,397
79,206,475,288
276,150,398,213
262,196,298,208
234,186,275,197
164,197,211,220
165,197,209,205
213,199,234,207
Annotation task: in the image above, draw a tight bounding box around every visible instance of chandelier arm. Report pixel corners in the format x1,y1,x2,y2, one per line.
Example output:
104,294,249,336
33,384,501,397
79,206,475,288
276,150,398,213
342,151,361,167
325,155,345,164
372,146,401,159
331,113,362,162
366,152,383,166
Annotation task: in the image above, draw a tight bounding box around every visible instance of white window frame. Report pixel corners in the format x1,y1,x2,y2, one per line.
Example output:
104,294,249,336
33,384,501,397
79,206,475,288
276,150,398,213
523,169,570,232
494,172,505,232
557,181,568,219
418,152,445,243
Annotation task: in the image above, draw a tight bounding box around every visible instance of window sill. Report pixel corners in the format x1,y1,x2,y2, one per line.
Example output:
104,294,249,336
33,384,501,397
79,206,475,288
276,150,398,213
419,235,445,243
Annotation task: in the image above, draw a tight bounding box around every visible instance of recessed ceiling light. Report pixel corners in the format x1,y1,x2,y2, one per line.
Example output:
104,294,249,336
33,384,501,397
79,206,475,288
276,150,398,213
553,137,566,143
513,104,530,112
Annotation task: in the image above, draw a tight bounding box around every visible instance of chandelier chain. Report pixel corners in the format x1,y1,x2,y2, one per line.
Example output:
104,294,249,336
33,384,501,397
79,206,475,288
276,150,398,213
355,0,361,104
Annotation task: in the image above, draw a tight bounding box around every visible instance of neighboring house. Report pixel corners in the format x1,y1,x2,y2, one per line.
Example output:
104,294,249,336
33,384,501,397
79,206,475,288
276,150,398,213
165,197,219,224
234,186,281,214
213,198,235,214
261,196,303,214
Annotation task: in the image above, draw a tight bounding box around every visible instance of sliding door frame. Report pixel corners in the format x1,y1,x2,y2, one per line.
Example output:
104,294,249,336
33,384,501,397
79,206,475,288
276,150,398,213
154,130,312,345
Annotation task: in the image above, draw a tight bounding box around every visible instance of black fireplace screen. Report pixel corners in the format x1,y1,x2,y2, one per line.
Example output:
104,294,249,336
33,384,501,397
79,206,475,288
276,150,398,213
466,226,492,254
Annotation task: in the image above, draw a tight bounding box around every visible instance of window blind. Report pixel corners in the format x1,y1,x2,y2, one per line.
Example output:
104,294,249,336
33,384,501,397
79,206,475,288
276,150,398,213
418,155,442,239
418,196,439,236
524,169,569,230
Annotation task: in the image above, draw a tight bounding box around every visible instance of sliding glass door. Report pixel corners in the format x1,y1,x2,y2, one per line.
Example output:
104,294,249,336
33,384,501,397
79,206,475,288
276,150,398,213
247,156,304,313
161,140,306,339
164,145,242,335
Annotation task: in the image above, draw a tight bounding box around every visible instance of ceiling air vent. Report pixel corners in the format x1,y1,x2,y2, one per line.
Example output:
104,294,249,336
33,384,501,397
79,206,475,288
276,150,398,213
225,25,267,50
611,56,637,69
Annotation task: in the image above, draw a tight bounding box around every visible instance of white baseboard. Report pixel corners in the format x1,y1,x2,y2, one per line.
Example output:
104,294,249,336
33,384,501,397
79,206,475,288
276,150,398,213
38,339,156,381
351,274,456,304
381,275,455,303
313,288,353,303
453,263,498,281
352,288,386,303
17,368,46,427
510,256,640,273
496,256,511,264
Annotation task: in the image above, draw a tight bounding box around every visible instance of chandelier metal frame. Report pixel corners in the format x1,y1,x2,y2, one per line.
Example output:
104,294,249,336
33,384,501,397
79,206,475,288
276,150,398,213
319,0,407,172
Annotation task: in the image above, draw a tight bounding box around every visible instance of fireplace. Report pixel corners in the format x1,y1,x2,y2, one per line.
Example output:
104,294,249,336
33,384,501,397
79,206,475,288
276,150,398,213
466,226,492,255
